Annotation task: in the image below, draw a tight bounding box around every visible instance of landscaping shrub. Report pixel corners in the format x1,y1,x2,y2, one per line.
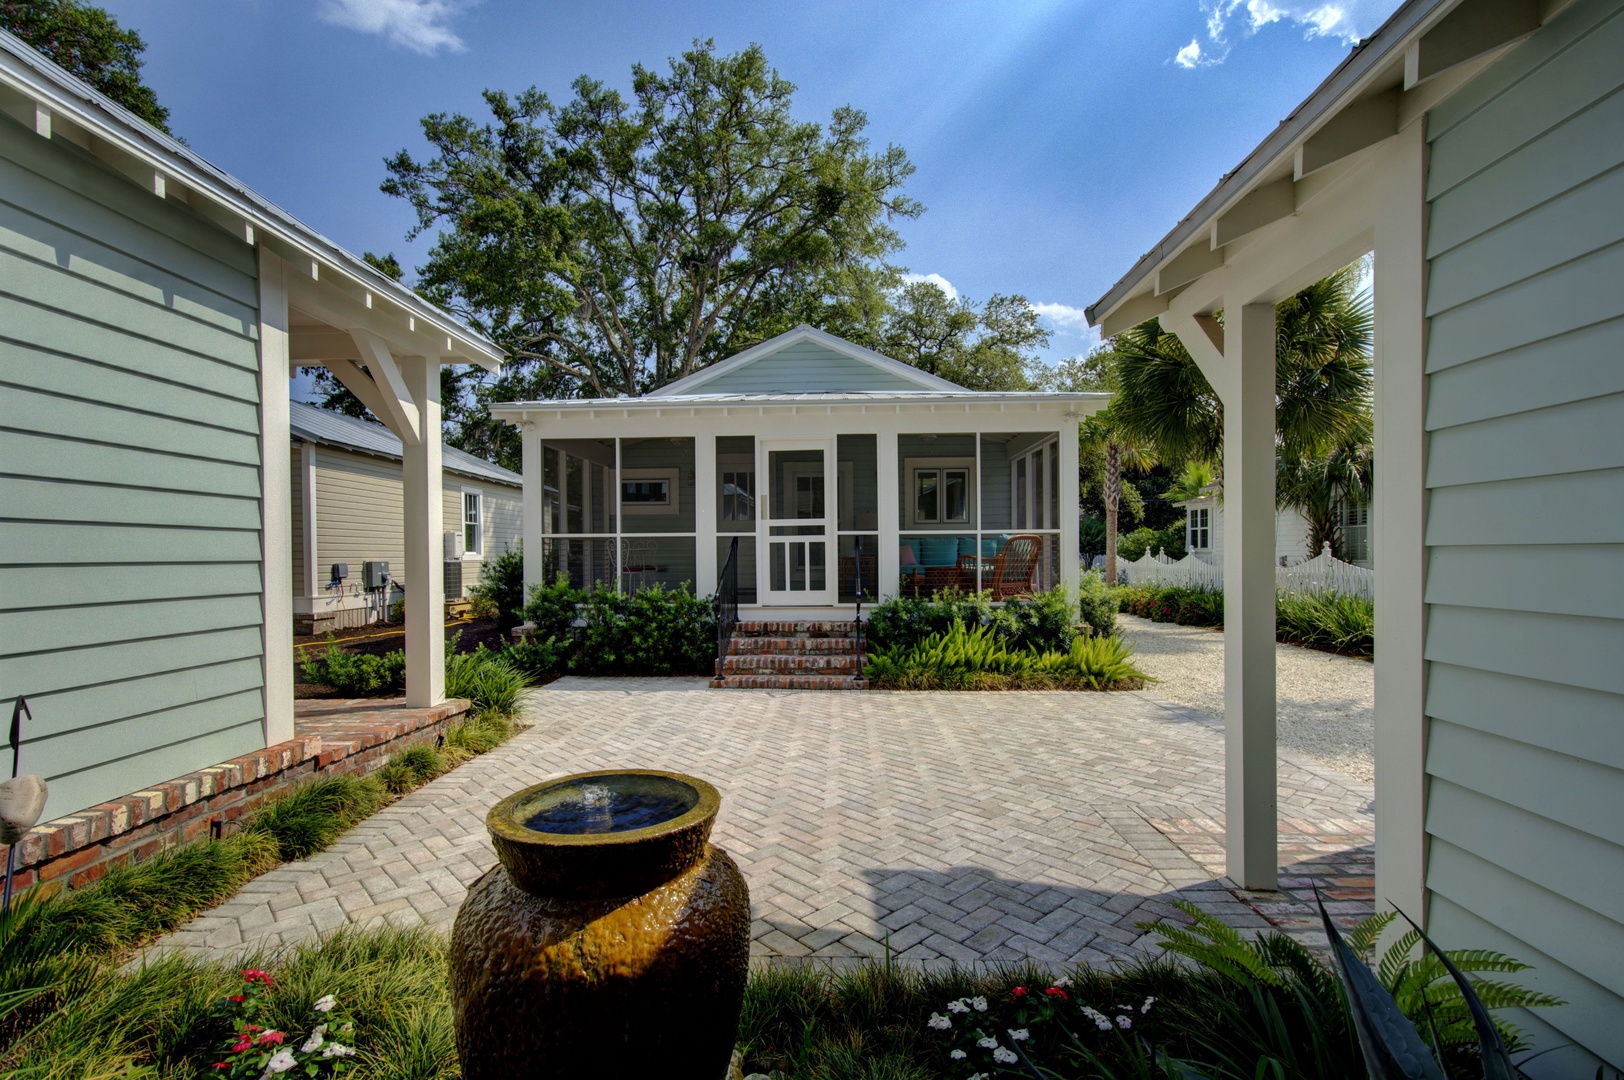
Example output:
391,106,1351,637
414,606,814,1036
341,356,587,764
864,621,1147,691
243,775,388,862
377,745,446,795
1076,570,1117,638
1118,583,1224,628
518,577,716,676
497,635,568,680
443,711,514,756
444,648,527,716
467,544,525,633
1117,523,1187,562
299,641,406,696
1276,590,1375,656
865,586,1078,655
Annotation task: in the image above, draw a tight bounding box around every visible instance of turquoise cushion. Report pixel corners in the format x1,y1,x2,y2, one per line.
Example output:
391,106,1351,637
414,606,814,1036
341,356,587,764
981,538,999,558
958,537,978,558
919,536,960,566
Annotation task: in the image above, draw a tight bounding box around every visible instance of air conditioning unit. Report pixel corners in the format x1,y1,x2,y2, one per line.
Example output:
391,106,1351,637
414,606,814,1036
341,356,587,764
444,530,465,560
362,561,390,590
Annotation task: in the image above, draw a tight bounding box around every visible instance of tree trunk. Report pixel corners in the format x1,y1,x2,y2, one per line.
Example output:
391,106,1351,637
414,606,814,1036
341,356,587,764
1104,442,1122,585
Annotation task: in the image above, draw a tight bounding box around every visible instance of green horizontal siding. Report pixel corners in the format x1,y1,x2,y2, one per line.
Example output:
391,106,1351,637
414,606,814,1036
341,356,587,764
0,114,266,822
695,341,931,394
1421,0,1624,1064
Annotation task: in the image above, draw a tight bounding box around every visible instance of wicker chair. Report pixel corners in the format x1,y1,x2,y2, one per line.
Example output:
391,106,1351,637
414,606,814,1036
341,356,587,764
957,534,1044,599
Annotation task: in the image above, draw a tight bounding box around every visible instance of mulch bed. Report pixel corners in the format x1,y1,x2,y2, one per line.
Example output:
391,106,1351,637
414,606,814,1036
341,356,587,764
294,617,511,699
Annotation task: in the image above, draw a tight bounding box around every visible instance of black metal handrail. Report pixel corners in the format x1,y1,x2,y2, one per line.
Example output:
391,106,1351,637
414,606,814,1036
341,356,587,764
715,537,739,677
852,535,865,681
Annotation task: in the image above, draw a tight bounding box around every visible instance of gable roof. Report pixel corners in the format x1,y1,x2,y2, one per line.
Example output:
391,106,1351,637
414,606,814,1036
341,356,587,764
646,325,969,397
289,401,519,488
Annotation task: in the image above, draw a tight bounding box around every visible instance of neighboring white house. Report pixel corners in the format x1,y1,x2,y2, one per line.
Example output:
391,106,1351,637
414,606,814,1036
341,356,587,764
1086,0,1624,1067
1175,487,1371,568
289,402,522,632
489,325,1109,617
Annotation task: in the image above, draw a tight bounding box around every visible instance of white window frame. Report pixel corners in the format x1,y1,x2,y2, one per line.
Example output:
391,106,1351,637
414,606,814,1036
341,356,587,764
461,487,484,558
620,467,681,516
1187,506,1211,551
904,457,976,529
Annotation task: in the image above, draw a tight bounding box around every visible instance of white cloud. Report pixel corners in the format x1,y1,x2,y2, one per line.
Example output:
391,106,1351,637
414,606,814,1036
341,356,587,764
900,272,958,301
318,0,470,55
1029,301,1092,330
1173,0,1393,68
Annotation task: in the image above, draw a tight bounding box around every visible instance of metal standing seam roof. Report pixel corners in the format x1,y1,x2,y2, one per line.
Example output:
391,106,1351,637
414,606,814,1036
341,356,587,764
488,390,1109,414
289,401,520,488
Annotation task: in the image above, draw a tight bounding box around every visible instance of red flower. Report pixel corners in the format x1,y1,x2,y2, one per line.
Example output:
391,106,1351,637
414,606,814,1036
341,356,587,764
1010,986,1028,998
213,1063,231,1070
232,1038,251,1053
257,1031,284,1046
242,968,274,986
229,995,246,1003
1045,987,1068,999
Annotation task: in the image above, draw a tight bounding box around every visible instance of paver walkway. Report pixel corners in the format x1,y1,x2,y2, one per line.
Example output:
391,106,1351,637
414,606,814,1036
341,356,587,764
151,680,1374,969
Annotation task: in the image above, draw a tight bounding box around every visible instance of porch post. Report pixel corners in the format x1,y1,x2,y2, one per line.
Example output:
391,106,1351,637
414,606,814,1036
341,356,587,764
695,433,718,594
877,429,900,599
1058,420,1081,595
256,248,294,746
521,423,543,598
401,356,445,708
1224,302,1278,890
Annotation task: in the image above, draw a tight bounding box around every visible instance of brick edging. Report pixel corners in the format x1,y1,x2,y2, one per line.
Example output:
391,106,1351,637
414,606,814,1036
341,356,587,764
4,697,472,891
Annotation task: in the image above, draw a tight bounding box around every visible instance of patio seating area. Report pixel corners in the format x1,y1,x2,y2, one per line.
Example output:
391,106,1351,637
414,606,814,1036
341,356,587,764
150,679,1374,967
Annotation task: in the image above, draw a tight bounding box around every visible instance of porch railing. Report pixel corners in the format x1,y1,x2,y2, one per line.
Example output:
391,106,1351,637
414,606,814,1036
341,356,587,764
715,537,739,677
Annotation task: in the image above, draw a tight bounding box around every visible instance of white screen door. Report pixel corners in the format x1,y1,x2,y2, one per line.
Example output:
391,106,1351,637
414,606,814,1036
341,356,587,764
758,439,836,605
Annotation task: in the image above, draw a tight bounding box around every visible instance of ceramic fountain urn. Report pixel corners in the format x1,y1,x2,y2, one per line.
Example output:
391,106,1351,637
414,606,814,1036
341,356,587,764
449,769,750,1079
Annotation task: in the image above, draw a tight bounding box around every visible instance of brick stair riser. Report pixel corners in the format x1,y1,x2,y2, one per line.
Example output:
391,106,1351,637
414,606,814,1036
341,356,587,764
723,655,862,675
728,636,861,654
732,621,860,637
709,674,866,690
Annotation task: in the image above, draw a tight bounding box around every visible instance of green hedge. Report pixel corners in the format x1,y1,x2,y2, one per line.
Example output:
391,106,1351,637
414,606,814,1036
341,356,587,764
865,621,1148,691
518,576,716,677
865,586,1078,655
1118,584,1374,657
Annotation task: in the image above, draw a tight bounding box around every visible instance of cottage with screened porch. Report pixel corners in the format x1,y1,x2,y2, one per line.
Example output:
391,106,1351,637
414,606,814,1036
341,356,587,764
489,326,1107,619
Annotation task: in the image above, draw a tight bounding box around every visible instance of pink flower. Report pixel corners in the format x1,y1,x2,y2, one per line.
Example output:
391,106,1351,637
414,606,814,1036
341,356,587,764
257,1031,284,1047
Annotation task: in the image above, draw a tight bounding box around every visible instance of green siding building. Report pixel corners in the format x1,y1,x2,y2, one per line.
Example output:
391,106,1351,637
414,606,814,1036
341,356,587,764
0,30,500,824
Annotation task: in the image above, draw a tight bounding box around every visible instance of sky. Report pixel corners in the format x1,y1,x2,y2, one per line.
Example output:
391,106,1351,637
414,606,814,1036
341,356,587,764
97,0,1402,374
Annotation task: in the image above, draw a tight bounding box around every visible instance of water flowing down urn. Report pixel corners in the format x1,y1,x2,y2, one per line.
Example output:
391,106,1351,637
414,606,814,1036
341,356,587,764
450,770,751,1079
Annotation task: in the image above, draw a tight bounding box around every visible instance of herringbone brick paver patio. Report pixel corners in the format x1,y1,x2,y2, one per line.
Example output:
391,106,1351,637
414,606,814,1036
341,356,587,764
149,681,1374,967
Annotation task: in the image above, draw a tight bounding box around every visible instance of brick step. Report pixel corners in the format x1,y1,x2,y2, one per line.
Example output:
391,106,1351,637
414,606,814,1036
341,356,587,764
722,654,863,675
710,673,866,690
728,636,864,655
732,621,860,637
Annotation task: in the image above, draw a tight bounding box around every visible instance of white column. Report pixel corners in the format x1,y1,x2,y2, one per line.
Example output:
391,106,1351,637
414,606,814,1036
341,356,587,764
300,441,318,600
521,423,543,599
256,248,294,746
1224,301,1279,891
401,356,445,708
1058,421,1080,595
695,434,718,594
1372,123,1429,920
877,429,900,599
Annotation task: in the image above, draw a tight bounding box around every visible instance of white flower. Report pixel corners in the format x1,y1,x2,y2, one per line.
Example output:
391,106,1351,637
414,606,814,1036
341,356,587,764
262,1049,297,1075
970,995,988,1012
993,1047,1018,1064
313,994,337,1013
928,1012,952,1030
946,998,971,1014
950,1049,967,1060
1053,975,1072,987
969,1074,989,1080
320,1042,356,1059
1116,1014,1133,1029
977,1036,999,1049
1008,1028,1030,1042
299,1029,324,1054
1082,1005,1113,1031
1141,995,1157,1014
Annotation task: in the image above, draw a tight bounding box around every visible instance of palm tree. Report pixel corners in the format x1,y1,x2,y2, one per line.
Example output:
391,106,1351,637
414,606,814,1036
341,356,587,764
1162,460,1215,504
1081,408,1156,585
1276,418,1373,560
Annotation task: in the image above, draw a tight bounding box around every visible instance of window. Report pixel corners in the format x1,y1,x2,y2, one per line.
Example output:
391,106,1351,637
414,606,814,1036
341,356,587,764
1340,499,1370,564
463,490,483,556
912,468,969,524
721,468,755,523
1187,507,1210,550
620,468,680,515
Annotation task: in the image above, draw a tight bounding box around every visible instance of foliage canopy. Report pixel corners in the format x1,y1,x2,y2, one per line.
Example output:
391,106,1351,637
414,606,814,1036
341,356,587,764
2,0,169,131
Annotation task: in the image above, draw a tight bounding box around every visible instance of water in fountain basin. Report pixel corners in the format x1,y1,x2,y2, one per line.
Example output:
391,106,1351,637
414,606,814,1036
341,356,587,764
523,783,693,835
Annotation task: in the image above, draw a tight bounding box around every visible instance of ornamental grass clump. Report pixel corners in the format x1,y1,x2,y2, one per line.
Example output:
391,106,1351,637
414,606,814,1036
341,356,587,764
242,775,388,862
443,648,527,717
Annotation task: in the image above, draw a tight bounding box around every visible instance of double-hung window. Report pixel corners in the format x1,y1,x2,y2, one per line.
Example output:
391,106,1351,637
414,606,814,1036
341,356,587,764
912,467,970,525
463,490,483,557
1188,507,1211,551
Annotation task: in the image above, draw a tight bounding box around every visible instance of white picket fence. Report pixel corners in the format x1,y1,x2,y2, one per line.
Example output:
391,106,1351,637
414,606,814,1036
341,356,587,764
1112,542,1374,600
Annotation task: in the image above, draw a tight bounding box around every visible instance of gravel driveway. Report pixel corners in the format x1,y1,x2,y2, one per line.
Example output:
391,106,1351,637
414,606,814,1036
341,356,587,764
1118,614,1374,782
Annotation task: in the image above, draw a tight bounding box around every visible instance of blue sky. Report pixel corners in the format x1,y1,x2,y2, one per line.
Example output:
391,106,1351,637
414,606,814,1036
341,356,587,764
101,0,1400,371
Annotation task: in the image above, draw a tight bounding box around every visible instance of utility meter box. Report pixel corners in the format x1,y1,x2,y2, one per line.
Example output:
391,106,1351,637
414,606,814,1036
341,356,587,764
443,530,465,560
362,561,390,590
329,562,348,583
